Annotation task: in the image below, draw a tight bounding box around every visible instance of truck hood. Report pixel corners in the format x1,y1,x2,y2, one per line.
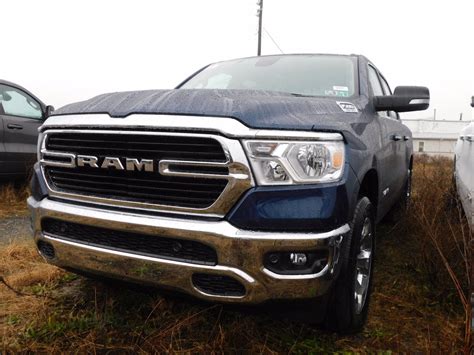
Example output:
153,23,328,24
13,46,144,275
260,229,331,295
53,89,366,132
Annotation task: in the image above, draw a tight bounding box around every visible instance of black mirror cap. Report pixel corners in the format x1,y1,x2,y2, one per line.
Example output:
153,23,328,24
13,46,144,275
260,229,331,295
375,86,430,113
45,105,55,118
471,96,473,108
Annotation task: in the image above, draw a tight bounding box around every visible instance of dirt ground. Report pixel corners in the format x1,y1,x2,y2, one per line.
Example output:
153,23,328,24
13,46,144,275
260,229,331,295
0,216,30,246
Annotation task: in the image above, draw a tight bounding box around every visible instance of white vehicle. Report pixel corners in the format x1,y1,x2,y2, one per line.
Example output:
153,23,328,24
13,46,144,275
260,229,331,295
454,97,474,231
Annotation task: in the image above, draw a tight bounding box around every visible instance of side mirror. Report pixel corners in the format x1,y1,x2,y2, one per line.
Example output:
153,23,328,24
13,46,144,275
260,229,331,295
471,96,473,108
45,105,55,118
374,86,430,113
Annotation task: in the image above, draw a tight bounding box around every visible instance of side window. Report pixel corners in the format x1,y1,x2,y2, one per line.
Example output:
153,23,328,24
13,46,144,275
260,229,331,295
0,84,42,119
379,75,399,120
368,65,383,96
418,141,424,153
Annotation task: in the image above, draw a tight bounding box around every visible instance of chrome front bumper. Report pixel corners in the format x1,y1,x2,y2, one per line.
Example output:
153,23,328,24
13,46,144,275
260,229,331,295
28,197,349,304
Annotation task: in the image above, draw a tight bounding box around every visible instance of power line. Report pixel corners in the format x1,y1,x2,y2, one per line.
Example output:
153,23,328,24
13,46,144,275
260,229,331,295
263,27,284,54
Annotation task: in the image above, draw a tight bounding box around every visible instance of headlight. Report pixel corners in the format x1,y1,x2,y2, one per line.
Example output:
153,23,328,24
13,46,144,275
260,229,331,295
243,140,345,185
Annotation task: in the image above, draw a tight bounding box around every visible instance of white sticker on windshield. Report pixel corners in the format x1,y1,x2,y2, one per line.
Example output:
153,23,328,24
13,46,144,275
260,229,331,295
333,86,349,92
337,101,358,113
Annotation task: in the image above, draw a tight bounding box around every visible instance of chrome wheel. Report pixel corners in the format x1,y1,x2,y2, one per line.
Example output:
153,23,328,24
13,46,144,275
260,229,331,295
353,217,373,314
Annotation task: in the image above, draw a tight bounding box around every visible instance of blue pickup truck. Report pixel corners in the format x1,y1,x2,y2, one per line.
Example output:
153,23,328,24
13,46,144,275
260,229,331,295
28,54,429,332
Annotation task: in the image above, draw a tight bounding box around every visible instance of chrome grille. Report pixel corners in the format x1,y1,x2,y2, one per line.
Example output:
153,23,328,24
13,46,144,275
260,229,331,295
40,130,253,215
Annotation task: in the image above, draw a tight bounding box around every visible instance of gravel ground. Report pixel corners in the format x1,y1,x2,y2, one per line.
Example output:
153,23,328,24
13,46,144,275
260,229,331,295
0,216,31,246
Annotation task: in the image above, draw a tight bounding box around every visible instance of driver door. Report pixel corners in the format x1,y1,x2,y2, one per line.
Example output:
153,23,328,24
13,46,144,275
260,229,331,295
0,83,44,176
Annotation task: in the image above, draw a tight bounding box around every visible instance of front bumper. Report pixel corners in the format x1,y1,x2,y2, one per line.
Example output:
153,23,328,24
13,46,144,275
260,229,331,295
28,197,349,304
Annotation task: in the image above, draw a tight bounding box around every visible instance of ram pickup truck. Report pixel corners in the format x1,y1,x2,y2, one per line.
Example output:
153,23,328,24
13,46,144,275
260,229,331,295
28,54,429,332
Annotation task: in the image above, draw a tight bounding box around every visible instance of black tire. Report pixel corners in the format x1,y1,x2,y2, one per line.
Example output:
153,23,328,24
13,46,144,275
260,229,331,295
324,196,376,333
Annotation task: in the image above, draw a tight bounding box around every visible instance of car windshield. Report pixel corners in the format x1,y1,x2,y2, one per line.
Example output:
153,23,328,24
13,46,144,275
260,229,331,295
180,55,357,98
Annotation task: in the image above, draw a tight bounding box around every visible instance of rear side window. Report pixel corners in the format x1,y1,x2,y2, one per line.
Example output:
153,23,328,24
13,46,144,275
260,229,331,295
0,84,42,119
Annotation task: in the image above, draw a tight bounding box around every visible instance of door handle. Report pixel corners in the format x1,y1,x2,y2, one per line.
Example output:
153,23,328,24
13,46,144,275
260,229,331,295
7,123,23,130
391,134,402,141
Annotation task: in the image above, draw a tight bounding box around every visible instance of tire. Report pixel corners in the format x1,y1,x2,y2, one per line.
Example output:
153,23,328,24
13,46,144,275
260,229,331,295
324,196,376,333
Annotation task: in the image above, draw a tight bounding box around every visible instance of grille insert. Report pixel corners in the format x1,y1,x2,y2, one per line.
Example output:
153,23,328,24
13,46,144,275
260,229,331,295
44,132,229,209
46,133,227,162
42,219,218,265
192,273,246,297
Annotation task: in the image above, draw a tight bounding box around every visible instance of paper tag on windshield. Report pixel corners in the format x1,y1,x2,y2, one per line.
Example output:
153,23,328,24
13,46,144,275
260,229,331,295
337,101,358,113
333,86,349,92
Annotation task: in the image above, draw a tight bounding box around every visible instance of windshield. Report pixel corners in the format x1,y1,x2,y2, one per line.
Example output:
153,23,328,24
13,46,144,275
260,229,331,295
180,55,357,98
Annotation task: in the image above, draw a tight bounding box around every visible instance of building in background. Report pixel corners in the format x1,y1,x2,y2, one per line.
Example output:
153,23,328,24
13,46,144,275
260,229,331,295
402,118,471,158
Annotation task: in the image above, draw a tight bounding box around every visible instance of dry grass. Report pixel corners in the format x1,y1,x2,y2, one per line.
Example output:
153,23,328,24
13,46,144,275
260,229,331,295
0,183,29,218
407,155,472,351
0,157,469,353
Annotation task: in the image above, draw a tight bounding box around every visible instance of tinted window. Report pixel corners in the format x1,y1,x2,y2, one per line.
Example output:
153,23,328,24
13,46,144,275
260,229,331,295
181,55,357,97
0,84,42,119
368,65,383,96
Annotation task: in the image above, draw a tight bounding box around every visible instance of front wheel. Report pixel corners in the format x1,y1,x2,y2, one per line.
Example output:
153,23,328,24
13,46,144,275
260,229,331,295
325,196,376,333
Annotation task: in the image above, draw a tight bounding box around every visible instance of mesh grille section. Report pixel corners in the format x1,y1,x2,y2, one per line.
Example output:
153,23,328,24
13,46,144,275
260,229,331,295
192,273,246,296
42,218,218,265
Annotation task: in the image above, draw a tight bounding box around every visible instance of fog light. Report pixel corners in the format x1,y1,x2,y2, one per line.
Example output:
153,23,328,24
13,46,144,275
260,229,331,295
290,253,307,266
264,250,328,275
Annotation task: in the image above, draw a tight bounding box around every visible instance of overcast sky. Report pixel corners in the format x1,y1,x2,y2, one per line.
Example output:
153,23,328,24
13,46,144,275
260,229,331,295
2,0,473,121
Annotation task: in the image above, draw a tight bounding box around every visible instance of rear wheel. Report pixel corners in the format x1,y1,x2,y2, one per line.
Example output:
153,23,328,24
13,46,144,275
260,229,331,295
324,196,375,333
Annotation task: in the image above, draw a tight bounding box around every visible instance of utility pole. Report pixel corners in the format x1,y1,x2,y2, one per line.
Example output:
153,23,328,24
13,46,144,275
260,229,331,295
257,0,263,56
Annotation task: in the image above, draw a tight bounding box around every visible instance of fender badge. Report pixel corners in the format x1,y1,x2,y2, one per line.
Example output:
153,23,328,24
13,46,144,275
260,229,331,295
337,101,358,113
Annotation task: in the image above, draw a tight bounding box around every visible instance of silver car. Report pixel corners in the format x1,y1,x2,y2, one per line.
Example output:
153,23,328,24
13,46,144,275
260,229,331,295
454,97,473,231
